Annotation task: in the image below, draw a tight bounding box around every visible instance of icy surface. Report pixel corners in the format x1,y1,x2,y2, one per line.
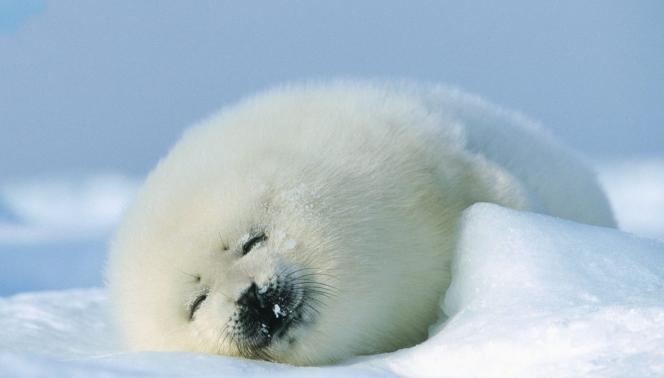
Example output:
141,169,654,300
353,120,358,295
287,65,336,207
1,201,663,377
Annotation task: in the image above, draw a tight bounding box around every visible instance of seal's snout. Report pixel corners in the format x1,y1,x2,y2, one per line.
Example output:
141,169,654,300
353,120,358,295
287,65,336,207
236,282,293,343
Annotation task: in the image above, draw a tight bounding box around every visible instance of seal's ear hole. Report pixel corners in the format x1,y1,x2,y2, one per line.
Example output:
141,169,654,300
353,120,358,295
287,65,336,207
242,232,268,256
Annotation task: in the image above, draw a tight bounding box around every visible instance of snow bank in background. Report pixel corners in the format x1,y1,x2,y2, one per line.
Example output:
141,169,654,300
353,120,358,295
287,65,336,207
0,174,137,245
596,158,664,240
0,175,138,295
1,204,662,377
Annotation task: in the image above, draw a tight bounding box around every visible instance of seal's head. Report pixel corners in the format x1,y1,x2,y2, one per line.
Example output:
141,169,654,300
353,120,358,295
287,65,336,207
106,82,524,365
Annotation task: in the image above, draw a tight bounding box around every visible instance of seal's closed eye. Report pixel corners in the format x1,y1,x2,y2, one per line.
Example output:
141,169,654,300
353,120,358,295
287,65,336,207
242,233,267,256
189,292,207,320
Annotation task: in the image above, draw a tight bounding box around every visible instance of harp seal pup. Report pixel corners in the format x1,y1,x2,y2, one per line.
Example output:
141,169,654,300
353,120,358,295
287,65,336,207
106,80,615,365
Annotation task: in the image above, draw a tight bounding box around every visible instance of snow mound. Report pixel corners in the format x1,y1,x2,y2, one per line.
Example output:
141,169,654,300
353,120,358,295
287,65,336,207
392,203,664,377
1,204,663,377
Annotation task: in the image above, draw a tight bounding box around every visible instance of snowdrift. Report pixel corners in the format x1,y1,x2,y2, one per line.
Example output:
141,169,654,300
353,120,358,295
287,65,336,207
1,203,662,377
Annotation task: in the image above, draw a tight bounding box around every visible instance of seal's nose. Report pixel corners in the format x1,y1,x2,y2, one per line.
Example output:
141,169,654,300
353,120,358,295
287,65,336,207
236,282,263,309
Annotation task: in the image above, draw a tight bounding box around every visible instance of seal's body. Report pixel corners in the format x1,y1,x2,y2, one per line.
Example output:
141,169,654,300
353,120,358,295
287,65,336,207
106,81,614,365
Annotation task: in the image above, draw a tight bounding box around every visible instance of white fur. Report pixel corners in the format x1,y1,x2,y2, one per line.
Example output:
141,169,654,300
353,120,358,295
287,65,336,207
106,80,615,365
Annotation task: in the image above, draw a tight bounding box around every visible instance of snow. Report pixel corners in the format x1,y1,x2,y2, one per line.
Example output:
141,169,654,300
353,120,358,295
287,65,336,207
273,304,284,318
283,239,297,251
430,204,664,377
0,290,391,377
1,162,663,377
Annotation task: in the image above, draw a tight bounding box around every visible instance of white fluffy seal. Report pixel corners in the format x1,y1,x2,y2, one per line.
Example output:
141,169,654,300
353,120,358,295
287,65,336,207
106,81,615,365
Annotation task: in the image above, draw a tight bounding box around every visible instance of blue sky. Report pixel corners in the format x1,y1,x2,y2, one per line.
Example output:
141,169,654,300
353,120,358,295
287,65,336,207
1,1,662,177
0,0,43,33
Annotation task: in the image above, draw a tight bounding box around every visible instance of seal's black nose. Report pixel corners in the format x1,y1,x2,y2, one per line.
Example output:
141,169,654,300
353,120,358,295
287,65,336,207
236,282,288,340
236,282,261,308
